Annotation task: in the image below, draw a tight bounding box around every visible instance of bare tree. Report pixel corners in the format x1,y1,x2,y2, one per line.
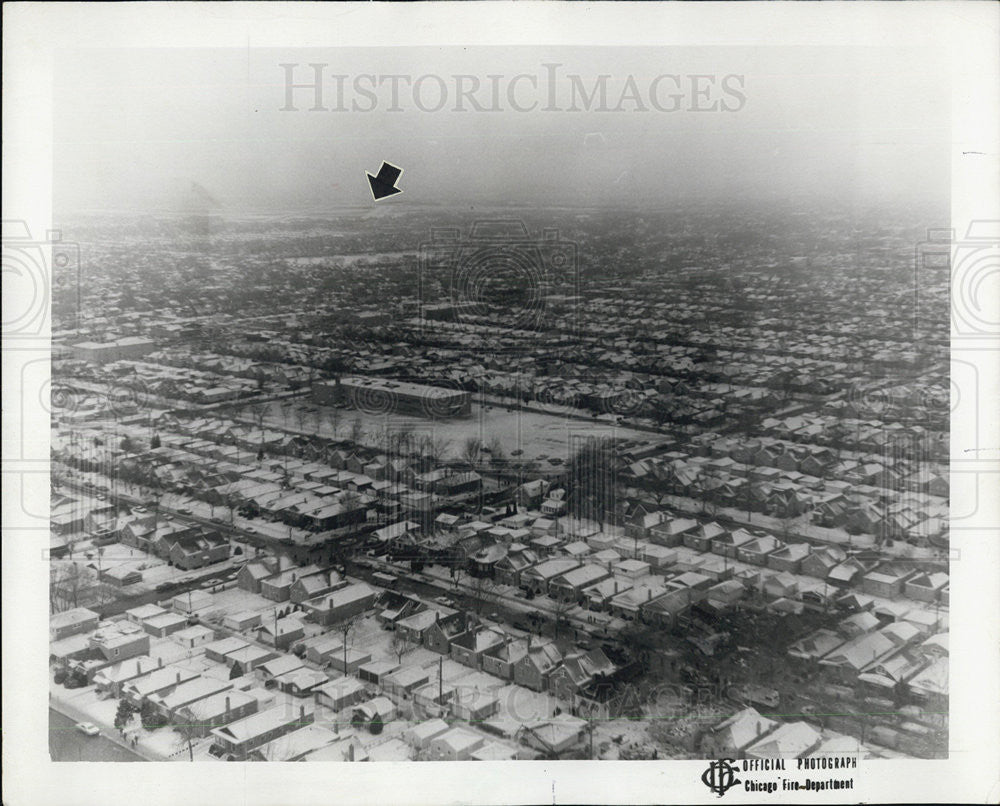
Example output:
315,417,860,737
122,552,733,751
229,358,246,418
487,437,506,467
427,436,453,464
294,406,309,434
248,403,269,430
468,575,500,616
349,417,365,445
552,595,576,639
391,631,417,665
174,707,201,761
460,437,481,469
50,562,96,611
397,424,415,457
325,408,342,440
338,614,363,673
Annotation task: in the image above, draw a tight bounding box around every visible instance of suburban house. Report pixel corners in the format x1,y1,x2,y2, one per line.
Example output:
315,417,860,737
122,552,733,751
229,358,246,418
517,715,588,758
121,663,201,705
304,636,344,667
314,676,367,713
609,583,669,620
224,645,280,673
275,669,329,698
381,666,431,699
258,655,305,686
205,636,250,665
641,589,697,628
548,649,615,703
289,570,344,604
51,607,100,641
210,704,315,760
520,558,583,595
427,727,485,761
403,719,451,750
450,686,500,724
87,623,150,662
819,632,900,682
763,572,799,600
468,543,508,579
223,611,262,632
626,510,665,541
178,691,259,737
169,532,229,570
423,614,467,656
395,607,462,647
767,543,811,573
482,637,531,681
171,624,216,650
787,629,847,664
903,572,949,603
125,604,166,625
705,579,746,610
494,547,540,587
237,560,278,594
256,616,305,651
743,722,822,760
100,565,143,587
684,521,728,553
512,640,563,692
801,546,848,580
450,626,507,670
700,707,779,759
711,528,755,558
548,564,612,603
582,578,631,611
94,657,165,697
375,591,425,629
142,611,189,638
172,589,214,614
862,564,916,600
300,582,378,627
634,542,667,567
148,676,234,720
650,517,700,548
351,696,397,728
737,535,783,566
260,565,323,603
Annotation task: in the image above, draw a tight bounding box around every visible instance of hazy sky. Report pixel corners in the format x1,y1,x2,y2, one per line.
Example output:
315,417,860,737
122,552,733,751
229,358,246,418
54,45,950,215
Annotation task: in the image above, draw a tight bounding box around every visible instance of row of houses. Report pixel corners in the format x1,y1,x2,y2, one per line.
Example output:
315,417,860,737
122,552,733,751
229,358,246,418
701,706,871,761
788,608,949,694
115,515,230,569
623,449,946,543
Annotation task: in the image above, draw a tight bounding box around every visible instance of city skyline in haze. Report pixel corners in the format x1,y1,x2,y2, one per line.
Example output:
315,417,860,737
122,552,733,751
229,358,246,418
54,45,950,216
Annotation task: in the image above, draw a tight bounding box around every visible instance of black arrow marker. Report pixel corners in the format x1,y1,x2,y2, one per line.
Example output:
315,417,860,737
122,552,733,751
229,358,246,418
366,162,403,200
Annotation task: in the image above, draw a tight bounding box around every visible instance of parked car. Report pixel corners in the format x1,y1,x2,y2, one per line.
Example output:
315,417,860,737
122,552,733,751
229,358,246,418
75,722,100,737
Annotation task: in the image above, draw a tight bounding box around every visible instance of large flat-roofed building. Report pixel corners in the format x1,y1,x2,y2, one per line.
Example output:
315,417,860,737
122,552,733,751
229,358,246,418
313,377,471,418
70,337,156,363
